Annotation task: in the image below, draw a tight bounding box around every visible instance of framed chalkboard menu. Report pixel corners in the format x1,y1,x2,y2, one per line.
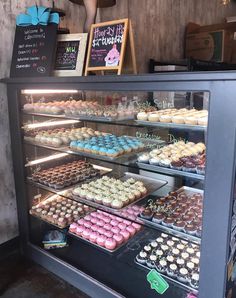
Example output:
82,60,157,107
54,33,88,76
85,19,137,75
10,24,58,77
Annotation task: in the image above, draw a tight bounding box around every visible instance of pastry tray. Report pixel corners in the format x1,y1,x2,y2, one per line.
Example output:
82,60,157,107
68,136,165,162
27,164,113,193
135,120,207,131
71,172,167,212
30,212,70,230
29,197,94,230
138,186,204,244
137,162,205,181
68,228,142,254
134,258,198,294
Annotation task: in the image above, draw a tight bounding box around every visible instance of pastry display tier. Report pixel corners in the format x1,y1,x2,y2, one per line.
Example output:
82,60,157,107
137,162,204,180
28,163,112,191
138,187,203,244
68,210,142,253
71,173,167,211
135,120,206,131
23,111,207,131
29,215,188,298
135,233,199,294
29,194,94,229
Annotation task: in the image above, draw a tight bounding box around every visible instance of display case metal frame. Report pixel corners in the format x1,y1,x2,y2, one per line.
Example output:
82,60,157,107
2,71,236,298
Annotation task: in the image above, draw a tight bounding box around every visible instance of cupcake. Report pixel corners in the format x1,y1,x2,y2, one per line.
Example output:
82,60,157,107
157,259,168,273
167,263,178,277
147,254,158,268
173,220,186,232
140,209,153,220
177,268,189,283
152,212,165,223
190,273,199,289
170,160,183,171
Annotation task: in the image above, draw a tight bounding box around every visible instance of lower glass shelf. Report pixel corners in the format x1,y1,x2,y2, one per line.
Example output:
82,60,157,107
29,215,191,298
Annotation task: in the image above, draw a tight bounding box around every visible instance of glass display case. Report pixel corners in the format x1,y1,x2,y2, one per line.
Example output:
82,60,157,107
3,72,236,298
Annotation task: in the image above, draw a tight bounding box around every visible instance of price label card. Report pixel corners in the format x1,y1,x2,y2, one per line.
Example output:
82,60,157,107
147,269,169,294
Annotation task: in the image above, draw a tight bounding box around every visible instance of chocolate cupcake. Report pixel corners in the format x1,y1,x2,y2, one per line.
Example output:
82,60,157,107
136,251,148,264
167,263,178,277
190,273,199,289
157,259,167,273
146,254,158,268
177,268,189,283
152,212,165,223
170,160,183,171
140,208,153,220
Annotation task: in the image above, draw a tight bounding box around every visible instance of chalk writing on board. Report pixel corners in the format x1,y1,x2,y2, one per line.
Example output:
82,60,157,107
89,23,124,68
10,24,57,77
55,40,80,70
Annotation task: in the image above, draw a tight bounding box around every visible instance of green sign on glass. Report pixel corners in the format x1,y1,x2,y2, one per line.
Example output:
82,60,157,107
147,269,169,295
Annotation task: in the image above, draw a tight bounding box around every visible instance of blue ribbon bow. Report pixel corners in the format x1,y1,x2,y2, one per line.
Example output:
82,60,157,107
16,5,59,26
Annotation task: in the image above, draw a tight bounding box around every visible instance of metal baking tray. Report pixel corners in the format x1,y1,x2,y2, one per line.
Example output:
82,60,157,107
137,162,205,181
134,258,198,294
138,186,204,244
68,227,142,254
135,120,207,131
68,136,165,161
71,172,167,212
27,164,112,193
29,195,94,229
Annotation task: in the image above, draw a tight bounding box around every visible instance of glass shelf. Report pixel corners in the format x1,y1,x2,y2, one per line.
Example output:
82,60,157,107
24,139,205,181
23,111,207,131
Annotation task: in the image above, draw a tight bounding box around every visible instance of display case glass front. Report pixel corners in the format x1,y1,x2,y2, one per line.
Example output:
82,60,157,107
5,73,236,298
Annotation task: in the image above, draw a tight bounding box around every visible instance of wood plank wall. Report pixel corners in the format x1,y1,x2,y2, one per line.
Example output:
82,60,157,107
98,0,236,73
0,0,235,244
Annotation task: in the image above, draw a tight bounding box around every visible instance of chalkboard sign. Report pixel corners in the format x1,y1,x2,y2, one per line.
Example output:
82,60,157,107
55,41,80,70
10,24,58,77
85,19,132,75
54,34,88,76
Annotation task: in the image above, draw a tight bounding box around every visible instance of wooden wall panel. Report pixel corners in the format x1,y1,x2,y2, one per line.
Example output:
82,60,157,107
100,0,236,73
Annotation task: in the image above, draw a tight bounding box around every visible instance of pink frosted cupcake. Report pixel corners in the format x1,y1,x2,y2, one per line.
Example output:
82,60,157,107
84,221,92,229
110,219,119,226
96,235,107,247
77,218,85,225
132,222,142,231
104,223,112,230
104,230,113,238
126,225,136,236
120,230,130,241
97,227,106,235
111,227,121,234
105,238,117,250
91,224,99,232
76,225,85,236
82,229,91,239
97,219,105,227
69,223,78,233
89,231,99,243
118,223,126,230
113,234,124,245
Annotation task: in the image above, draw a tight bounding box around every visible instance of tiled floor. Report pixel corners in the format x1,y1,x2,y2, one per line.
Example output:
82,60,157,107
0,253,89,298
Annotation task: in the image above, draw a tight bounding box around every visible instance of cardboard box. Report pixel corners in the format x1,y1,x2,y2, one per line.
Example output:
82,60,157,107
186,30,234,62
